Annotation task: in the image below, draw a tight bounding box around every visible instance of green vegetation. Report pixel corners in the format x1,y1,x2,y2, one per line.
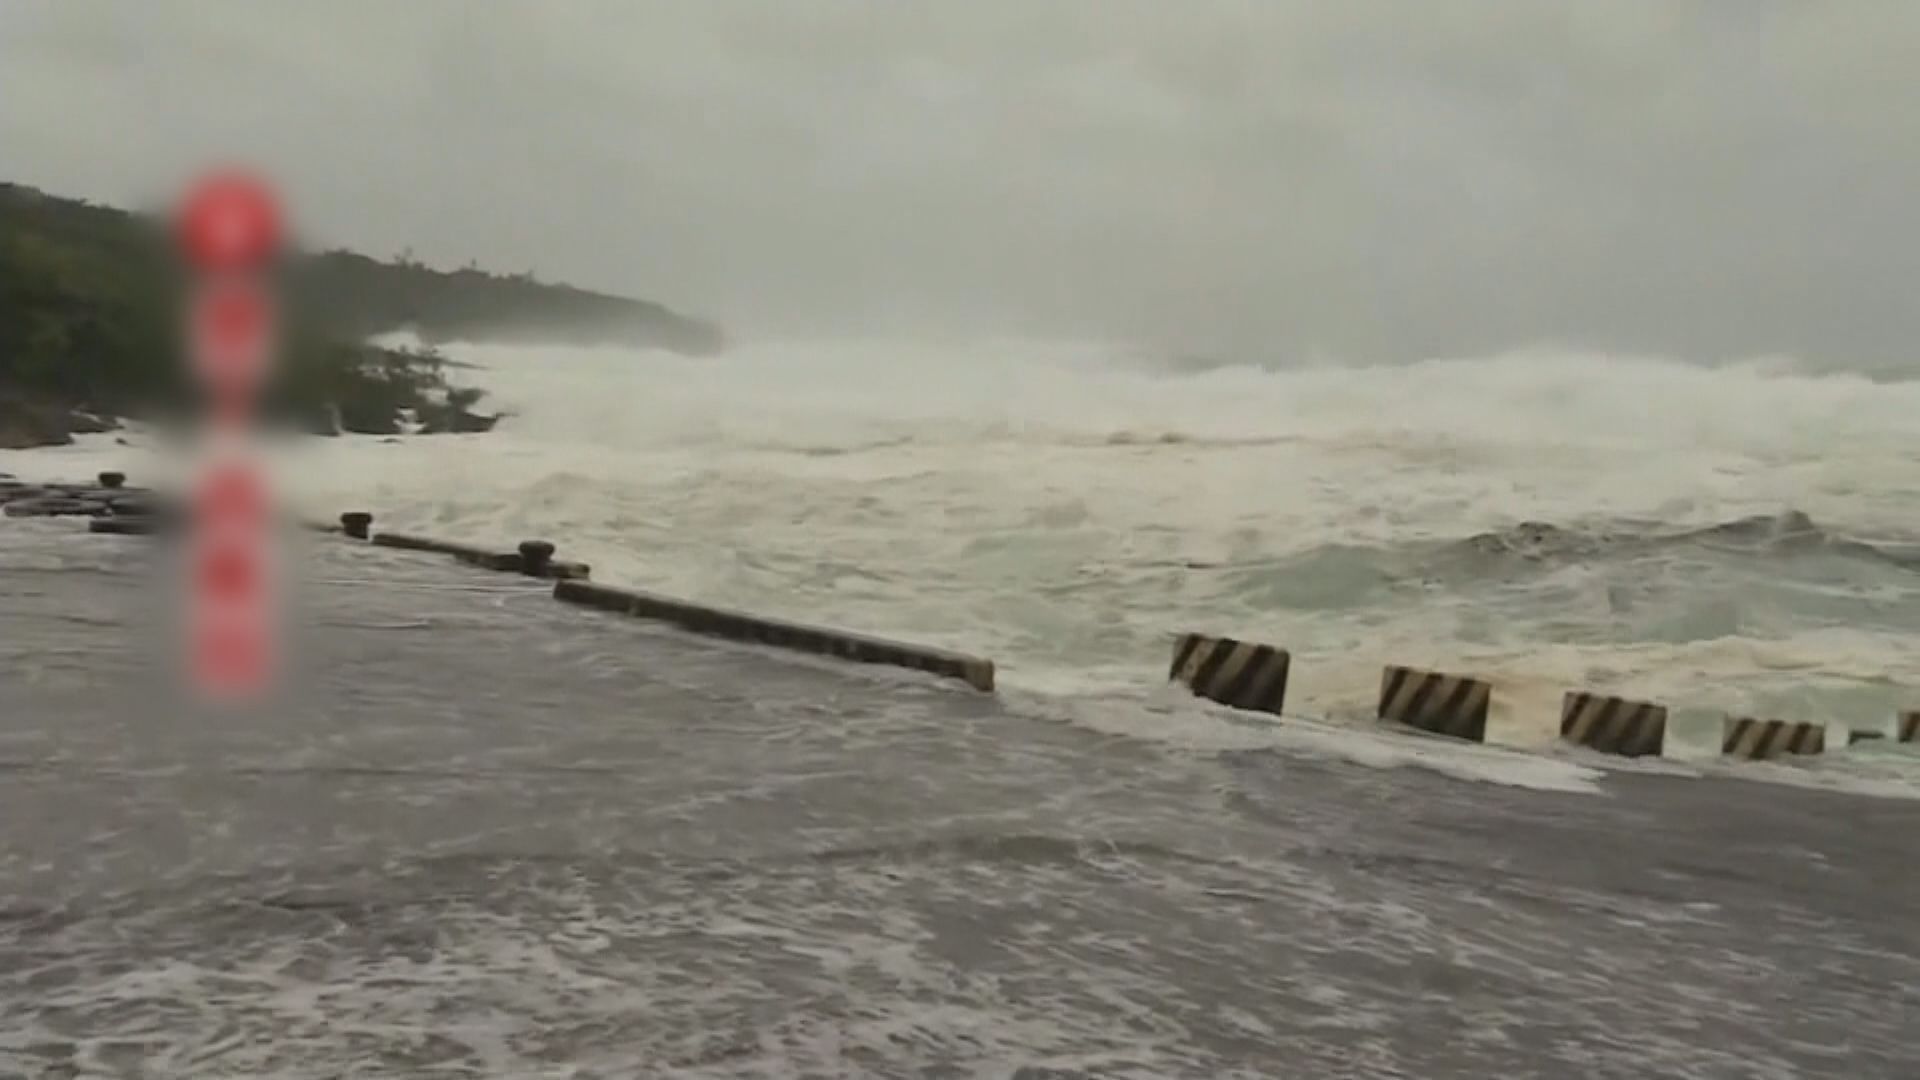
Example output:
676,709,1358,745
0,181,723,447
294,249,725,356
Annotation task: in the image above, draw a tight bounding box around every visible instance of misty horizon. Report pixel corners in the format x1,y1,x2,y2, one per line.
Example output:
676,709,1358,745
3,2,1916,367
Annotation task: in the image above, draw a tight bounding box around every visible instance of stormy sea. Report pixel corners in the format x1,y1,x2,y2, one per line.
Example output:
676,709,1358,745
133,337,1920,771
4,338,1918,1077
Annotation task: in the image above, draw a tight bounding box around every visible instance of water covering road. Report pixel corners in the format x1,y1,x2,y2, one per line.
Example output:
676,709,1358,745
1,520,1916,1078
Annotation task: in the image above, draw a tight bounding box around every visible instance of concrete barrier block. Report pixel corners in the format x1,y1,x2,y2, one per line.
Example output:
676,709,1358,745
553,579,995,692
108,495,171,519
1169,632,1289,718
1560,691,1667,758
4,497,107,518
454,549,525,572
365,528,589,578
372,530,521,570
1378,664,1492,742
370,531,475,556
89,517,160,536
1722,717,1825,760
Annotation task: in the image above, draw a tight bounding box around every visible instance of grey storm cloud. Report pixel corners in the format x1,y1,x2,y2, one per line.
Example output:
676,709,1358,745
2,1,1916,366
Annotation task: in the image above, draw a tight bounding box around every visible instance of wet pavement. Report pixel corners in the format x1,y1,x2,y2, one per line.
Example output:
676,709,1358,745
1,517,1916,1078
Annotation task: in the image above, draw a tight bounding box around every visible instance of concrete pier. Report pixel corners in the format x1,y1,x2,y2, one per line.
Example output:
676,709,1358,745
1,520,1916,1078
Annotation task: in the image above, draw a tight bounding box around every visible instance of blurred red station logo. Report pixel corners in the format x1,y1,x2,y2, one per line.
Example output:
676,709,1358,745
187,277,276,405
174,165,288,701
190,608,275,698
193,535,265,606
193,458,270,530
174,169,283,272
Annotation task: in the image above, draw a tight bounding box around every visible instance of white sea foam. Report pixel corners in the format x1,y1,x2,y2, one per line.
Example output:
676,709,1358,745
8,335,1919,796
1022,685,1609,795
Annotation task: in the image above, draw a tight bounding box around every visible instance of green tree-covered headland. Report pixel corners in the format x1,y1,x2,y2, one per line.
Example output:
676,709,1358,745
0,181,723,448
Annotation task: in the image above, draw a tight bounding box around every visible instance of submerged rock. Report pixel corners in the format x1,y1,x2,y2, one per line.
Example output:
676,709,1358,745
67,410,118,435
415,397,501,434
1460,520,1609,561
433,409,500,434
0,397,73,449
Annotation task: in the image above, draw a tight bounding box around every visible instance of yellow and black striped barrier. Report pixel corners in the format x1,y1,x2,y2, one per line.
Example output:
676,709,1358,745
1722,717,1825,760
1378,665,1492,742
554,579,995,692
1560,691,1667,758
1169,633,1290,718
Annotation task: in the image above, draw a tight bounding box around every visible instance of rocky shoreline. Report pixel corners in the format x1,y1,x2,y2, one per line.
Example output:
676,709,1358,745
0,347,501,450
0,395,86,450
3,180,723,451
0,468,167,523
0,395,501,450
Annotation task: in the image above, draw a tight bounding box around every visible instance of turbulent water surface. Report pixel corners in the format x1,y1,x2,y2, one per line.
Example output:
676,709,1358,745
15,337,1917,774
2,524,1917,1077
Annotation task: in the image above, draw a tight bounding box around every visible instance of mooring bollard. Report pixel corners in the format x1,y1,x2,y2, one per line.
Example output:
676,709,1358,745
340,511,373,540
98,471,126,490
518,539,556,577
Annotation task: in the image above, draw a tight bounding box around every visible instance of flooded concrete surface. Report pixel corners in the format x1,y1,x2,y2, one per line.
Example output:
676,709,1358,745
1,520,1916,1078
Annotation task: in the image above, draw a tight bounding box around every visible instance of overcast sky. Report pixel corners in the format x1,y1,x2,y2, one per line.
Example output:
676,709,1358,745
2,1,1915,366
